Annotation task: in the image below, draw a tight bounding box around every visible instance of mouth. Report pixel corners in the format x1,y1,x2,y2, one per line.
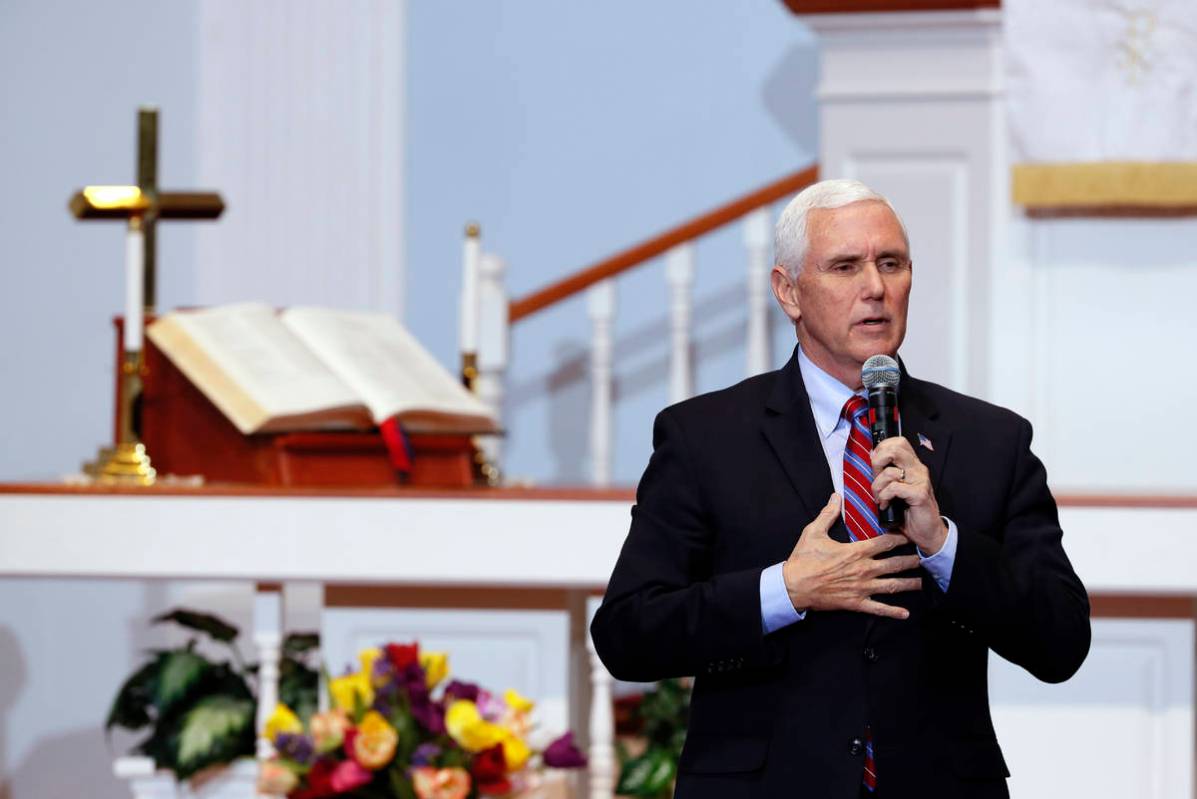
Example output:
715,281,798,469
855,316,890,328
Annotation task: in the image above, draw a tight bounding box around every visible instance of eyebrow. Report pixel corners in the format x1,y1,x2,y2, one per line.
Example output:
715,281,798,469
822,247,909,263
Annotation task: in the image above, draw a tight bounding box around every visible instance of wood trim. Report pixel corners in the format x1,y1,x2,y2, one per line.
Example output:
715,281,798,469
0,482,636,502
783,0,999,13
1055,494,1197,509
1089,595,1196,619
1026,205,1197,219
508,165,818,323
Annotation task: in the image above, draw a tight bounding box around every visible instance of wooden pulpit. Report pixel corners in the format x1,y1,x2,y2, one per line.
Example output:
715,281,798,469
112,318,479,488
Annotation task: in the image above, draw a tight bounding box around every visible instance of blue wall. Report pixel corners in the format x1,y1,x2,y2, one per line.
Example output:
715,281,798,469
405,2,818,484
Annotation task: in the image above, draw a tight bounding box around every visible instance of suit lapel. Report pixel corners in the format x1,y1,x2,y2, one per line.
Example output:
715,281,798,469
760,351,845,542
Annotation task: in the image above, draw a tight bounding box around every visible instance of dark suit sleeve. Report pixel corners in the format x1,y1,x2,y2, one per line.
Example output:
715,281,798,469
941,418,1091,683
589,408,772,683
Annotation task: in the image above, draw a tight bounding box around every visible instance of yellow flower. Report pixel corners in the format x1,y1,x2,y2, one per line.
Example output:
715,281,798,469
501,734,531,772
351,710,399,770
264,703,302,741
502,688,534,715
330,671,375,714
358,647,383,680
309,708,351,753
419,651,449,688
445,700,507,752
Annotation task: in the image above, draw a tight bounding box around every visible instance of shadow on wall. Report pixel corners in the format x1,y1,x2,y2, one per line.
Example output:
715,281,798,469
0,625,26,799
764,43,820,158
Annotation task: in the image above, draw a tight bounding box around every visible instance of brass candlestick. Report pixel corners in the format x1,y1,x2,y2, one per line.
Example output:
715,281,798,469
83,349,156,485
460,351,500,487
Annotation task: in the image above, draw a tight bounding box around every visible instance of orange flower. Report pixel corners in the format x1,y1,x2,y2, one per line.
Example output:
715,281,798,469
411,767,471,799
350,710,399,770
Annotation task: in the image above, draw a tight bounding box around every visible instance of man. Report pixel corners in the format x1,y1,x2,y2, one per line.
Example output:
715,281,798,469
590,179,1090,798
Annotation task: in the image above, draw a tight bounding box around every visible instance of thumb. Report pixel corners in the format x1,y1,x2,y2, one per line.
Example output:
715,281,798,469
805,493,841,538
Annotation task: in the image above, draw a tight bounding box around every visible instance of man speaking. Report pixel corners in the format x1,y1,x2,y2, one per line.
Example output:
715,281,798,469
590,179,1090,798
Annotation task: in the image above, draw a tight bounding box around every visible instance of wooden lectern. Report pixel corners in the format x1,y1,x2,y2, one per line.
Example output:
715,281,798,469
112,318,478,488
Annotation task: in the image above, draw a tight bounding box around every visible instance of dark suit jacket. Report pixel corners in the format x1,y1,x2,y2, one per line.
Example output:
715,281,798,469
590,350,1090,799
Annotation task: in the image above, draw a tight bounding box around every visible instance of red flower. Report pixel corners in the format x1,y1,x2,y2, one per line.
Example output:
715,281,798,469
386,642,419,670
292,759,337,799
469,744,512,796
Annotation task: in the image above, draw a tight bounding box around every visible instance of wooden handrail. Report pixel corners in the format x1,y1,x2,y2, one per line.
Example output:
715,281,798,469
782,0,999,12
508,164,819,324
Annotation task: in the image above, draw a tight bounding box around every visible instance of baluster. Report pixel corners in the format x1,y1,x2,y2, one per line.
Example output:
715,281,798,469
665,243,695,403
476,252,509,474
253,587,282,761
588,280,617,486
586,598,616,799
744,207,773,376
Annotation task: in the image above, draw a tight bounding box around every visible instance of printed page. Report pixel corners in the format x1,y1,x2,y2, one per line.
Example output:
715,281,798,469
148,303,365,434
281,307,498,432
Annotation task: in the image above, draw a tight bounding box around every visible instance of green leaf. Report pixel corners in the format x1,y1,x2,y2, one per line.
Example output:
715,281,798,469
107,659,160,732
153,609,239,643
617,748,676,797
174,695,255,779
388,768,418,799
153,651,211,716
640,748,677,795
283,632,320,658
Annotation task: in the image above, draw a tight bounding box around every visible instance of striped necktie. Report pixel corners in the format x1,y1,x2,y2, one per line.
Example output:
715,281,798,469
841,394,880,792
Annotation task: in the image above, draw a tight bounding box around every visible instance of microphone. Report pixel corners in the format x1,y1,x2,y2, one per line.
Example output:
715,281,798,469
861,355,904,530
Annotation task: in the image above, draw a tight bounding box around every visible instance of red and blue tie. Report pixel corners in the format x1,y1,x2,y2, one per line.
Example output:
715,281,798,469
841,394,880,792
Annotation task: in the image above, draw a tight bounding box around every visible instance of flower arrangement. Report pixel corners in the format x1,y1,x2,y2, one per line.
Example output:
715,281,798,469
260,641,587,799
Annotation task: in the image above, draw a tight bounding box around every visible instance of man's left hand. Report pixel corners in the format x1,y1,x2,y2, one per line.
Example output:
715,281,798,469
871,437,947,556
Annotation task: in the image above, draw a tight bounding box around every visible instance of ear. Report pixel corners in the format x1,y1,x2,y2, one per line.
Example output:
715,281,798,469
770,264,801,324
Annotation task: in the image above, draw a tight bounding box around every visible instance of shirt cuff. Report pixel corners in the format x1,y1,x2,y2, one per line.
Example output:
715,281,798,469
917,518,958,593
760,561,805,634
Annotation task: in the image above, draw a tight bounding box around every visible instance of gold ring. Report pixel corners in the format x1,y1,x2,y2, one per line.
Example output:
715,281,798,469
899,467,906,481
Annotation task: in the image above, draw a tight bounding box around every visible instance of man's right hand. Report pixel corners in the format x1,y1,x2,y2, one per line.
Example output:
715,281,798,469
783,493,922,620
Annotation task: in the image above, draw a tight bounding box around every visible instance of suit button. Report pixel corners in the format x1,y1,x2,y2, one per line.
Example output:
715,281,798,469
864,647,879,663
849,738,864,756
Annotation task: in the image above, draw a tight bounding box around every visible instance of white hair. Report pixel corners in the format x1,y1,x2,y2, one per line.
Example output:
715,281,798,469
774,178,909,279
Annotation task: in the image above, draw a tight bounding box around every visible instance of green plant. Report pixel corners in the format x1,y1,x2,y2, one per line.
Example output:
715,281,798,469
615,678,690,799
106,608,319,779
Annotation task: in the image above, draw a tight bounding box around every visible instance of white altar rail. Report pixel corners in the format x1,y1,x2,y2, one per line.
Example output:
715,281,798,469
464,168,818,487
3,489,1197,799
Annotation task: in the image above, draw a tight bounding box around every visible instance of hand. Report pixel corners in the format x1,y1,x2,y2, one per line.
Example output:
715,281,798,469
871,437,947,555
782,494,922,620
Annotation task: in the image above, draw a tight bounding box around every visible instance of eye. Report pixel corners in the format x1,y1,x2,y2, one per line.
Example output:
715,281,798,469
829,261,857,274
877,258,906,273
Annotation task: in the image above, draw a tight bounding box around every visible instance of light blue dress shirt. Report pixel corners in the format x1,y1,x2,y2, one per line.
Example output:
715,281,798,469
760,347,958,634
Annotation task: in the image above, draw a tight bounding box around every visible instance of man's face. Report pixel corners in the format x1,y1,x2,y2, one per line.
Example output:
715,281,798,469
772,200,911,388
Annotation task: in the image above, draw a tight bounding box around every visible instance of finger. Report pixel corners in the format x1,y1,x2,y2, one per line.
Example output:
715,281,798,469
870,436,917,474
871,465,906,507
858,532,908,555
867,577,923,595
858,599,910,620
805,493,841,538
877,479,929,507
871,555,922,575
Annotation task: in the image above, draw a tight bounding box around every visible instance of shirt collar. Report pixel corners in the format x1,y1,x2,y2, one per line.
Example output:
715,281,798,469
797,346,862,441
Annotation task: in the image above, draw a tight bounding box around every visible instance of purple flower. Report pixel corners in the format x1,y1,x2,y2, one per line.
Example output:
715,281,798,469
410,692,446,734
543,732,587,769
275,732,316,765
442,679,479,704
475,690,507,722
411,742,442,766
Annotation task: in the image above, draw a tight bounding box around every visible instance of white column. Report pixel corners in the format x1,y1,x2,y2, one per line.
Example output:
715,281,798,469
743,208,773,376
253,588,283,761
587,280,617,487
476,252,509,470
803,9,1002,396
665,244,695,403
195,0,406,316
586,597,615,799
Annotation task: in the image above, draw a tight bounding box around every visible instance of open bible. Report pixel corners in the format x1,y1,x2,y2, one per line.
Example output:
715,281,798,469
146,303,498,436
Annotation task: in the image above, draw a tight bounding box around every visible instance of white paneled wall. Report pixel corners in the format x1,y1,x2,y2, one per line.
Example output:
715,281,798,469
992,619,1194,798
195,0,405,315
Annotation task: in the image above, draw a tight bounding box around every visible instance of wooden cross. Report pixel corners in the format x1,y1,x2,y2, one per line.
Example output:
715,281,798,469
68,106,224,314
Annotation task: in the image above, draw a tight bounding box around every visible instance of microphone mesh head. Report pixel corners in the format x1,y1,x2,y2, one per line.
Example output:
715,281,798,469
862,355,900,389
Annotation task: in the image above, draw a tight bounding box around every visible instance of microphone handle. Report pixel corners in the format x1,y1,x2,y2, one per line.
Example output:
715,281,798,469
868,386,905,530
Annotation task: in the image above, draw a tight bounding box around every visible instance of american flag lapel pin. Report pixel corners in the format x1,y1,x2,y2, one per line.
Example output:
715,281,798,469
918,433,934,451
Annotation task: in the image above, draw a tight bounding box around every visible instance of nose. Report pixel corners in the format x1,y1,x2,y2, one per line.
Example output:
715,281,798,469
860,261,885,299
